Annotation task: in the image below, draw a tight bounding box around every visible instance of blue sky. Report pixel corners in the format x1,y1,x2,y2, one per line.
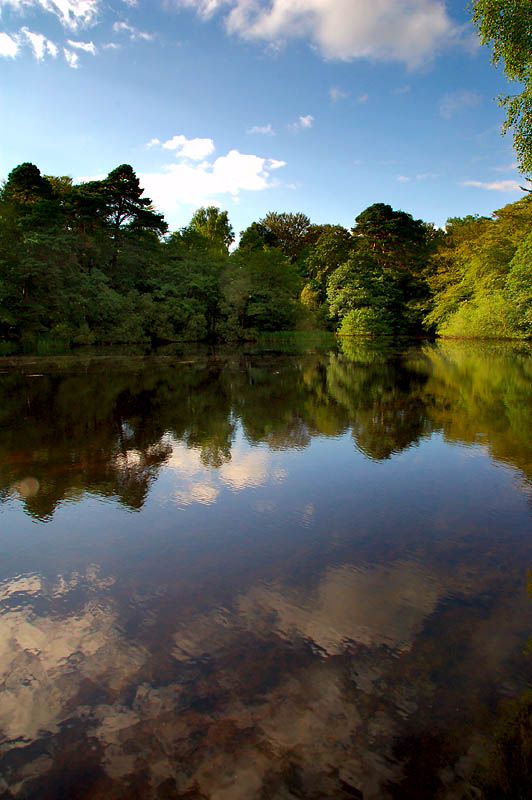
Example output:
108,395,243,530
1,0,528,235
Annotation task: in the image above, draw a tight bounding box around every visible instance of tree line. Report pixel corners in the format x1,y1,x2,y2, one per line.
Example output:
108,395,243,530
0,160,531,347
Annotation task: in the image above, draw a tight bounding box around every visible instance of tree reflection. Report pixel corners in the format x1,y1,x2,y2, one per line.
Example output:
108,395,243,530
1,339,532,519
328,340,432,459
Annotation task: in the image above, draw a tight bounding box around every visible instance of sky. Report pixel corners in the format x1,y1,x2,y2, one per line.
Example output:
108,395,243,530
1,0,529,236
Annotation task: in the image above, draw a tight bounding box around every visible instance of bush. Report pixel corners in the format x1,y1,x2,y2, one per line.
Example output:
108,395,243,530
338,307,396,337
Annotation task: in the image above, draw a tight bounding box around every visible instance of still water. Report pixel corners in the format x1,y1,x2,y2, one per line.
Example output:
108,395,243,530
1,338,532,799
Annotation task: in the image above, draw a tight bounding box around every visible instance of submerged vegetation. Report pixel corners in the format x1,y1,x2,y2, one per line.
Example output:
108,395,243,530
1,161,532,350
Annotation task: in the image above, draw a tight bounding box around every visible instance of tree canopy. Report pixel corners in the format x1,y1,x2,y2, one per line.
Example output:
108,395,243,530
2,159,532,349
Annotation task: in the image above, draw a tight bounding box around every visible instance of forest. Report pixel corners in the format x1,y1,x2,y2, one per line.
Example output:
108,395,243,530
0,160,532,349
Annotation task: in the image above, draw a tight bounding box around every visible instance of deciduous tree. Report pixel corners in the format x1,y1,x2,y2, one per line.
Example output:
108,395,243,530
472,0,532,176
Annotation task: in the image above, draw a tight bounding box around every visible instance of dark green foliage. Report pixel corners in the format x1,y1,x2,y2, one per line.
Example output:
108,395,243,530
467,689,532,799
3,159,532,348
237,221,279,252
259,211,314,262
303,224,354,320
325,204,435,336
222,246,302,335
327,251,403,336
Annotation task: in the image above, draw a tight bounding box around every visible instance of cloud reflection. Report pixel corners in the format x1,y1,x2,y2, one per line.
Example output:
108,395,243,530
165,439,287,507
238,561,443,654
0,568,146,745
0,556,524,799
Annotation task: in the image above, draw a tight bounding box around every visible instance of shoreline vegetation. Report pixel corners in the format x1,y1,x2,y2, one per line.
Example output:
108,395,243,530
1,162,532,356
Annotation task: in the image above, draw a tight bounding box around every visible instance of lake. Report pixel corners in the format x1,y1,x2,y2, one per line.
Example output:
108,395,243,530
1,337,532,799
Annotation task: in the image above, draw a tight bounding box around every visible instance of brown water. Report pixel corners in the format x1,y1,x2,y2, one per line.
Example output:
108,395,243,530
1,338,532,799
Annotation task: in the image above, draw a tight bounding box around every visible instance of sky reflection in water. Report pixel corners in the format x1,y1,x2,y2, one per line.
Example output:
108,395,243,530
1,340,532,799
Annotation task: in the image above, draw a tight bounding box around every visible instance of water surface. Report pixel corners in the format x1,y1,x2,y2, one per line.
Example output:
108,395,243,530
1,339,532,799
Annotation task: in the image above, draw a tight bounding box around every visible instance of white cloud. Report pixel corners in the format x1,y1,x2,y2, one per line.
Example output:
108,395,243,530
290,113,313,131
329,86,348,102
440,89,481,119
0,0,101,29
177,0,222,18
357,93,368,103
67,38,96,53
161,134,215,160
113,20,134,33
139,148,286,212
163,439,286,507
63,46,79,67
46,37,57,55
393,84,411,94
247,123,275,135
81,135,285,223
416,172,439,180
460,179,524,192
3,26,58,59
491,161,519,173
112,20,154,40
21,27,49,58
0,31,19,57
397,175,410,182
175,0,459,67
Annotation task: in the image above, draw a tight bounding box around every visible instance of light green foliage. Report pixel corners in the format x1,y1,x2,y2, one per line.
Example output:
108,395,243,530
327,253,403,335
338,307,397,337
427,196,532,338
505,230,532,336
186,206,234,254
438,293,515,338
472,0,532,176
426,215,494,329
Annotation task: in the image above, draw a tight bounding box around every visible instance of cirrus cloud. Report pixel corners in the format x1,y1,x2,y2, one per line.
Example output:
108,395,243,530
63,46,78,66
112,20,154,40
460,179,525,193
247,123,275,135
0,0,101,29
289,114,314,131
66,37,96,53
440,89,481,119
0,31,20,56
